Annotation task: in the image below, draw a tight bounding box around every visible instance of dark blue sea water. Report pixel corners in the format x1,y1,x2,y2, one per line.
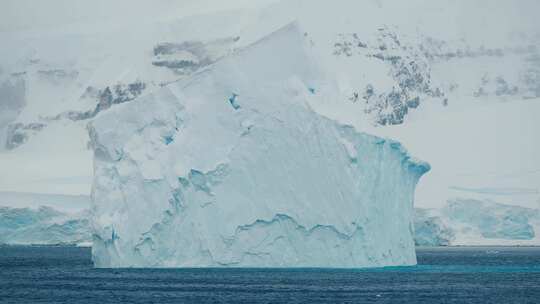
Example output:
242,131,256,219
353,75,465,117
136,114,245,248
0,246,539,303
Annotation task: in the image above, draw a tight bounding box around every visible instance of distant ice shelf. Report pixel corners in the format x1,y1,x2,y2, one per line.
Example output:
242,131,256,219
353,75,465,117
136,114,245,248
3,197,539,249
415,199,540,246
0,205,90,246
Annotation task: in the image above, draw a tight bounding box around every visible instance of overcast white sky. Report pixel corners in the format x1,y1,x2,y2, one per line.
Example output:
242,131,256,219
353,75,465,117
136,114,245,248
0,0,279,32
1,0,539,46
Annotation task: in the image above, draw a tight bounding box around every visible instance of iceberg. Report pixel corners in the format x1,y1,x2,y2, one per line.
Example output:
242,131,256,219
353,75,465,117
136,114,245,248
88,24,429,268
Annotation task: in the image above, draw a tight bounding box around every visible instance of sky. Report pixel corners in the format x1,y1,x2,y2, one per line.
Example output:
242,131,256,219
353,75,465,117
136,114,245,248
0,0,279,32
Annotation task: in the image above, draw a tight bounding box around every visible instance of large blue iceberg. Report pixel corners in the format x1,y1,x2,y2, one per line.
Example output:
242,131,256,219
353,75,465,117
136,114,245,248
88,24,429,268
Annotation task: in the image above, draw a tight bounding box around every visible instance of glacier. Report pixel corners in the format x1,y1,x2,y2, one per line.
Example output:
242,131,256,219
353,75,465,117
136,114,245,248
0,206,90,246
88,24,429,268
415,199,540,246
414,208,454,246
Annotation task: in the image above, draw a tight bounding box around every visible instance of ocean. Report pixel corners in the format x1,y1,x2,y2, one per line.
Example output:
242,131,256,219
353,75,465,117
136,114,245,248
0,246,539,303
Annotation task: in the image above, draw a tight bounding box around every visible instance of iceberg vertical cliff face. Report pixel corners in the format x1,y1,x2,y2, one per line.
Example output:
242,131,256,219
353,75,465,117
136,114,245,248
89,24,429,268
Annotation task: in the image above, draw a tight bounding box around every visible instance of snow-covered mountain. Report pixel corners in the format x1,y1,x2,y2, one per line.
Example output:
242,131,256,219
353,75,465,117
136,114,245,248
1,0,538,204
0,0,539,259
